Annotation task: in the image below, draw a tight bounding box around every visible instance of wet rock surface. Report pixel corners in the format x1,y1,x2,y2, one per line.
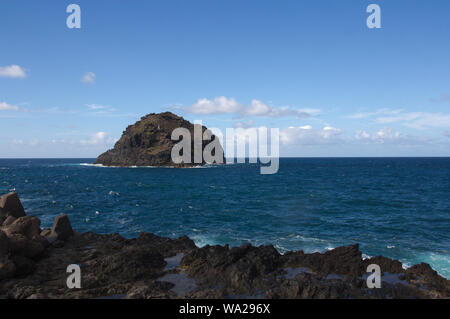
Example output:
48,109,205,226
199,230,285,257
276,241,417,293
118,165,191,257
0,193,449,299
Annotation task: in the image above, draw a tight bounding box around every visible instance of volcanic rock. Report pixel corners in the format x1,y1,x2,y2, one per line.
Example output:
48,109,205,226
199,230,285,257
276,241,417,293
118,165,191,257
10,255,36,277
7,234,45,258
0,193,26,220
50,213,74,241
281,244,363,277
2,216,17,227
0,256,16,280
0,230,8,256
362,255,404,274
94,112,224,167
405,263,450,296
0,192,449,299
2,216,41,239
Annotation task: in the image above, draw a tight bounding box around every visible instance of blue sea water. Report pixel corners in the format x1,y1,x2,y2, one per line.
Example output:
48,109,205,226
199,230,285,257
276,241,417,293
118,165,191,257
0,158,449,278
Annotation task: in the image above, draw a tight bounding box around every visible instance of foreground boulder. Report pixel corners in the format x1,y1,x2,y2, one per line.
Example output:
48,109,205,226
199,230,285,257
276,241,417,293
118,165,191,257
50,214,74,241
0,197,47,280
3,216,41,239
0,193,26,223
94,112,224,167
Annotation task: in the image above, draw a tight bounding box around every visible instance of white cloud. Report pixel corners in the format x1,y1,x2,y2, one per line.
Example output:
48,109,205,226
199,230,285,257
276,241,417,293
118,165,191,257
79,132,117,146
0,102,19,111
185,96,321,118
11,139,39,147
0,65,27,78
279,125,343,145
375,112,450,129
347,108,450,130
354,130,371,140
354,127,428,145
230,124,429,150
227,124,343,147
81,72,96,84
346,108,403,119
187,96,241,114
86,104,106,110
224,124,343,148
11,139,24,145
243,100,321,118
244,99,271,116
235,120,255,129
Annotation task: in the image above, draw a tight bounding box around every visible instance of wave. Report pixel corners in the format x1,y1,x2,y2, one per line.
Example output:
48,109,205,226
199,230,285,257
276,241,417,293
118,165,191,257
78,163,223,169
412,252,450,278
189,234,221,247
79,163,121,168
192,163,227,168
362,254,372,260
79,163,157,168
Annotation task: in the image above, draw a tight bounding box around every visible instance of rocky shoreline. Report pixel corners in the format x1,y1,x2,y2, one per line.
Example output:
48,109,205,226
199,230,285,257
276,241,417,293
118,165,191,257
1,192,449,299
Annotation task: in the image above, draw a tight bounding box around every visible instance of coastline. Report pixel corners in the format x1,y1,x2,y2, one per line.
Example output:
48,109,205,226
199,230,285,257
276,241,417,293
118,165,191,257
79,163,217,169
1,193,449,299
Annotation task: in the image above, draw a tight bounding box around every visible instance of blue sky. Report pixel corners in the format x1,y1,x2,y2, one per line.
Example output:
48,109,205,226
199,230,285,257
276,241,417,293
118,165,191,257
1,0,449,157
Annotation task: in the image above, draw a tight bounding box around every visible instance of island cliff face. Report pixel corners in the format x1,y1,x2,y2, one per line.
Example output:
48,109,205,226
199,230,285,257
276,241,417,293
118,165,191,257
94,112,224,167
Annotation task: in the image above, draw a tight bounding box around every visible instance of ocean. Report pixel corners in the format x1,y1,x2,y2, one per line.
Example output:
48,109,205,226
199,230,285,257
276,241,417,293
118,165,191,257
0,157,449,278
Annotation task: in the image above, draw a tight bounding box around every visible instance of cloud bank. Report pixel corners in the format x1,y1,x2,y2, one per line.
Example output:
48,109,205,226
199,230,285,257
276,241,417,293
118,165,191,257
185,96,321,118
347,108,450,129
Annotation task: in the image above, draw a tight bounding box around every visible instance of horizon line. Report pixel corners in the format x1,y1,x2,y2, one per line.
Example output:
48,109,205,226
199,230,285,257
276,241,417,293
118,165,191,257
1,156,450,160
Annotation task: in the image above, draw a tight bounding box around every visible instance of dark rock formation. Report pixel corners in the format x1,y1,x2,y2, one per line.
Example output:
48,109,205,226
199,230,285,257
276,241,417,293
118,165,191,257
281,244,363,277
50,214,74,241
0,255,15,280
362,255,404,274
0,193,449,299
0,192,26,224
94,112,224,167
3,216,41,239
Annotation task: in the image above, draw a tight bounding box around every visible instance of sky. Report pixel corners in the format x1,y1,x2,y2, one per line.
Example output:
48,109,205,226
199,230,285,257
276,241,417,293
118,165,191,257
1,0,449,158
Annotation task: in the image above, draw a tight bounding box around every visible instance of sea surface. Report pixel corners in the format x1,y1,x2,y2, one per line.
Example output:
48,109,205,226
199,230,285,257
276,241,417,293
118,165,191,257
0,158,449,278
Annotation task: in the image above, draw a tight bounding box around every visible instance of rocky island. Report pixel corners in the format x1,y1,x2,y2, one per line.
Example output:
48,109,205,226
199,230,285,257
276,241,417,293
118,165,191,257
0,192,449,299
95,112,224,167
